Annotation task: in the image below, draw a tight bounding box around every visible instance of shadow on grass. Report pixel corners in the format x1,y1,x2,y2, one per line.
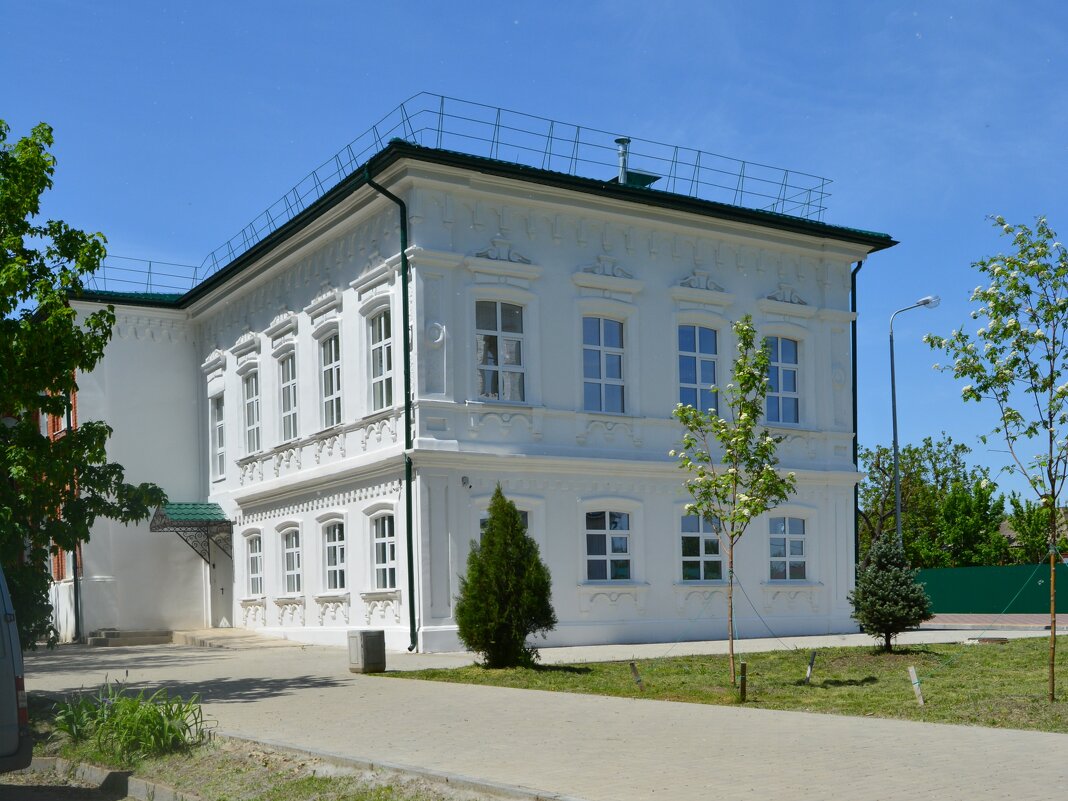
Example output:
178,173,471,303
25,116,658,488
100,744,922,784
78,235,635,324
530,664,592,675
806,676,880,689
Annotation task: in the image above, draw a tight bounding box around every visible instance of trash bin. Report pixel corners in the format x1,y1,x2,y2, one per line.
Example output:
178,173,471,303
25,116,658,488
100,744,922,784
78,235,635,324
348,629,385,673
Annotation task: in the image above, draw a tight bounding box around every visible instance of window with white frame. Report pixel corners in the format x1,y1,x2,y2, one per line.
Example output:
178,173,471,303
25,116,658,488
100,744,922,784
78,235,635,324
583,317,625,413
243,372,261,454
585,510,630,581
320,334,342,428
681,514,723,581
323,522,346,591
370,310,393,411
765,336,799,424
247,534,263,595
475,301,525,402
281,528,302,594
769,516,806,580
678,324,717,412
279,354,298,442
210,395,225,478
372,515,396,590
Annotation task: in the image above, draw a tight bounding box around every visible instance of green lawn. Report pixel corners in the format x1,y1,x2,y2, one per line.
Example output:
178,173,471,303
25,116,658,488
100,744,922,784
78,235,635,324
381,636,1068,732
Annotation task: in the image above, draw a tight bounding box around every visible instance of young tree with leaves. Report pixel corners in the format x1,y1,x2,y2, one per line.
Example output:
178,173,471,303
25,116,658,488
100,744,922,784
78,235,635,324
454,485,556,668
672,315,796,686
848,536,933,652
926,215,1068,701
1,121,165,646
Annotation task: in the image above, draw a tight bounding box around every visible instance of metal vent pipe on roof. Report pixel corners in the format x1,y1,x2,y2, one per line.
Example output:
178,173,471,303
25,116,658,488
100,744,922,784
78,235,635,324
615,137,630,185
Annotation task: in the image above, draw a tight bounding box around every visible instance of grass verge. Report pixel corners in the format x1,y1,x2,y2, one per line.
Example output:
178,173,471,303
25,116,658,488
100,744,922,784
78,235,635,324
382,636,1068,732
12,693,495,801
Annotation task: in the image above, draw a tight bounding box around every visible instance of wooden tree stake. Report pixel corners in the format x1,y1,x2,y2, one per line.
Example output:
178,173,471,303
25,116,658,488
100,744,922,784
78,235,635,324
908,666,924,706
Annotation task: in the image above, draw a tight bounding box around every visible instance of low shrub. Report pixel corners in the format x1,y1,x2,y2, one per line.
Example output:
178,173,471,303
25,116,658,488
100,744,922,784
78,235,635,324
53,678,208,765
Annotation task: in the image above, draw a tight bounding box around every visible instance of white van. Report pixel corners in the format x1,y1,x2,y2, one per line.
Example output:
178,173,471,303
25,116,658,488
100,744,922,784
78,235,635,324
0,563,31,772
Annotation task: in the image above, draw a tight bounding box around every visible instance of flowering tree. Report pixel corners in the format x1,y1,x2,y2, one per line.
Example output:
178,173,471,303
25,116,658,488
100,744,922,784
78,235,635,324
672,315,796,686
926,215,1068,701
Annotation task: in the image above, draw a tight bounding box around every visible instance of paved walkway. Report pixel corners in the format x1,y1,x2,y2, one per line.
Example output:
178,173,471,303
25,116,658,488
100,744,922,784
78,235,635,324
24,630,1068,801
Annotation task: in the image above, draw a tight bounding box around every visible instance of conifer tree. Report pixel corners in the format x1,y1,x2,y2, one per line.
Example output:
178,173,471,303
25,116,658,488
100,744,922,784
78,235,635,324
455,485,557,667
848,536,933,652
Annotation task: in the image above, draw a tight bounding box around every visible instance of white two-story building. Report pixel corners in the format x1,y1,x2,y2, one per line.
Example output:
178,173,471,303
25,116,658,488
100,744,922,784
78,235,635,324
55,97,895,651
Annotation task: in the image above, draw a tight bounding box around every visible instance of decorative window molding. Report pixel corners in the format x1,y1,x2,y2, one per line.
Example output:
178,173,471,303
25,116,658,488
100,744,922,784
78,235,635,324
265,312,298,350
304,287,342,323
572,256,644,300
314,592,350,625
350,259,397,296
231,331,261,360
360,589,402,624
758,288,818,320
473,233,532,264
201,349,226,377
465,253,542,288
273,595,305,626
671,270,734,309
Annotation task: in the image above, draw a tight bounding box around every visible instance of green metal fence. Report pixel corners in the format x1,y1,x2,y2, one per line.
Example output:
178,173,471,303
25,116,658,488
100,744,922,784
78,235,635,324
916,563,1068,614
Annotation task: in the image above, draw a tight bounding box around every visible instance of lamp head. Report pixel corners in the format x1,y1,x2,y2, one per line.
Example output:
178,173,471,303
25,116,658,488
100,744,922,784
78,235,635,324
916,295,940,309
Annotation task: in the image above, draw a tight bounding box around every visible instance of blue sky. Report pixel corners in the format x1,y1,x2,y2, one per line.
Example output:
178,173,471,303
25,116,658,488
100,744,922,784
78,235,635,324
4,1,1067,495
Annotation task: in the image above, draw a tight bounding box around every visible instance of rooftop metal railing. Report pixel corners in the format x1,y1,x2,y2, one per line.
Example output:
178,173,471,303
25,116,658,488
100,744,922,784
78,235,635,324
89,92,832,295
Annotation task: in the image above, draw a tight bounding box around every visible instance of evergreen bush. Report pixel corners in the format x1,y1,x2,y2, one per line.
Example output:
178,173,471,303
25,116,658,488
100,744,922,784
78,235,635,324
849,536,934,652
454,485,557,667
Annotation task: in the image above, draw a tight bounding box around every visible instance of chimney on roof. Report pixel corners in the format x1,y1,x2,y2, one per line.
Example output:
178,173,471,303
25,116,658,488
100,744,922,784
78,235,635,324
615,137,631,186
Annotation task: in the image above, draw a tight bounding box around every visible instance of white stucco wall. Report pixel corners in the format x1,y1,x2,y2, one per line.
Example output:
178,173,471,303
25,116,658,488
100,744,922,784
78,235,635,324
57,303,209,639
69,151,885,650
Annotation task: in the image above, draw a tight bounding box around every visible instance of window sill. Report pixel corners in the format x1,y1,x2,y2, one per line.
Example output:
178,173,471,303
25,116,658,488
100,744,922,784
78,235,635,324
761,581,823,590
361,589,401,603
467,399,533,409
273,595,305,607
314,591,350,603
360,407,398,425
240,596,266,607
578,580,649,588
673,580,728,588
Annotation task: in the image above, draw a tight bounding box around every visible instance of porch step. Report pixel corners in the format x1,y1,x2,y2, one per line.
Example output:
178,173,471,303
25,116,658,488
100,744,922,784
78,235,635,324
86,629,173,647
173,628,304,649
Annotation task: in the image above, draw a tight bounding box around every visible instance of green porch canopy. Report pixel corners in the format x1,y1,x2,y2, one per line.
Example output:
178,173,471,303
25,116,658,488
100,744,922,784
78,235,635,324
150,503,233,563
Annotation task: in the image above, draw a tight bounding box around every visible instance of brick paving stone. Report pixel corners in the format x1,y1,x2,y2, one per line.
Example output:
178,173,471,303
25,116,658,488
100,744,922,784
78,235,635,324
23,632,1068,801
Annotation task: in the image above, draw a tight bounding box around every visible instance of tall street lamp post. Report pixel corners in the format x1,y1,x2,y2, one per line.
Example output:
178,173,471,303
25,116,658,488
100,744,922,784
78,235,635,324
890,295,941,550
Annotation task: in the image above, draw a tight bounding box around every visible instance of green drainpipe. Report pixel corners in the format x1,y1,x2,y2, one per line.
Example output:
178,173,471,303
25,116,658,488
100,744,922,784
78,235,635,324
850,260,864,570
365,169,418,652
